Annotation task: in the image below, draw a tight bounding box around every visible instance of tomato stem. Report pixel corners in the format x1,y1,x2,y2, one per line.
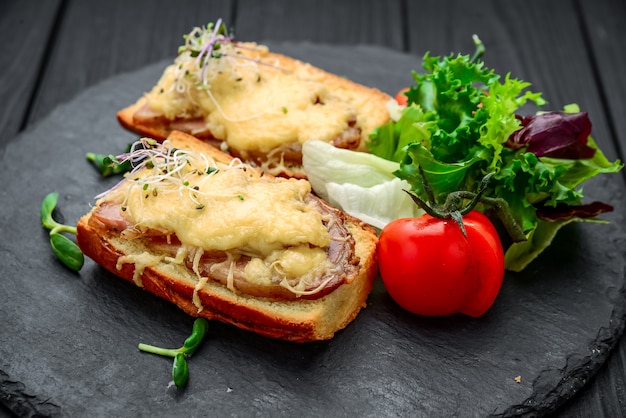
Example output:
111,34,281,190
405,166,527,242
449,210,466,236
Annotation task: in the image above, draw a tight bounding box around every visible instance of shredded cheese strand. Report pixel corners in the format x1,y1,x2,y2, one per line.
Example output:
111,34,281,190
279,275,337,297
191,247,207,312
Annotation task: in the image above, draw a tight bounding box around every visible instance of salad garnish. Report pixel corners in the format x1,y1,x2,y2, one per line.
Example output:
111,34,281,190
368,37,623,271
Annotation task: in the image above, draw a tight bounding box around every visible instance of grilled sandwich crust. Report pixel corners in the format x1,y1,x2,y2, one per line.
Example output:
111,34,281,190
77,131,378,342
117,97,171,141
116,49,391,178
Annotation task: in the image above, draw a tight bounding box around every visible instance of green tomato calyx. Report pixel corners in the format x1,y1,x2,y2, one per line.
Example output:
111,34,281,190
405,166,526,242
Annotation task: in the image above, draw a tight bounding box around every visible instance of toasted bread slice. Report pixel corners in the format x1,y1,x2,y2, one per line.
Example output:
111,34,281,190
77,131,378,342
116,24,390,178
117,97,171,142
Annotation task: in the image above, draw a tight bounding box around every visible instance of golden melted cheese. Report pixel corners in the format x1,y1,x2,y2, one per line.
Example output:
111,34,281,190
101,152,330,260
244,246,331,288
142,41,373,153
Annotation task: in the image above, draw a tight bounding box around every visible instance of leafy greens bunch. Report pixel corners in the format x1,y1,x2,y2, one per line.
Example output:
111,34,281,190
367,38,622,271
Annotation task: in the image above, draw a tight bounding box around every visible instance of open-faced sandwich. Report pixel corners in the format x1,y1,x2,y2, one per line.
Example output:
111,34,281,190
76,130,378,342
117,20,391,178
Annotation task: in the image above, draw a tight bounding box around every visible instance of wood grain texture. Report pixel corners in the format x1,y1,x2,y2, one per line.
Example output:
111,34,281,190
234,0,405,49
0,0,62,141
25,0,234,127
579,0,626,159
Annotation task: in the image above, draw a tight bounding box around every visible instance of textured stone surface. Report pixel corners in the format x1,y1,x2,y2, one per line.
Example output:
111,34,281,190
0,44,625,417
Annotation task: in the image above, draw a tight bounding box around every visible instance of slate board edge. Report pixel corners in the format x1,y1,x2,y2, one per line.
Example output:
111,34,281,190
494,266,626,417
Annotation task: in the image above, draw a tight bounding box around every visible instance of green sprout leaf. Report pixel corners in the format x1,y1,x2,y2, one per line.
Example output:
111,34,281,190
86,149,132,177
41,192,83,271
41,192,59,230
182,316,210,356
138,318,210,389
50,233,84,271
172,353,189,389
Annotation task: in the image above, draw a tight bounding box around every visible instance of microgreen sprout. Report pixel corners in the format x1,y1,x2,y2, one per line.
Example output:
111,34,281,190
175,19,284,91
40,192,84,271
95,138,245,212
138,318,209,389
86,143,133,177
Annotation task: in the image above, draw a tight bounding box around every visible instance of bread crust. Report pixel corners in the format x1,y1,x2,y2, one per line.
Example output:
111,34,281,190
77,131,378,342
116,49,391,176
117,97,170,140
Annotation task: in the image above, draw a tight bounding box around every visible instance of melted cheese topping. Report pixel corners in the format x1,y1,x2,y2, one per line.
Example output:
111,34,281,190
103,156,330,257
101,145,333,303
142,33,371,153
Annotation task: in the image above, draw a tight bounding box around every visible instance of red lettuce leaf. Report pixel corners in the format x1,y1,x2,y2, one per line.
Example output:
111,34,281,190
536,201,613,221
506,112,595,159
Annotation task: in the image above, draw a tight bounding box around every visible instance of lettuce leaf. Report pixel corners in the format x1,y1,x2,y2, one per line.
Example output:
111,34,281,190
302,140,423,229
504,217,608,272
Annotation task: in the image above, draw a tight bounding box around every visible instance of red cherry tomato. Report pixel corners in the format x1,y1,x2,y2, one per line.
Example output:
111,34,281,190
378,211,504,317
395,87,410,106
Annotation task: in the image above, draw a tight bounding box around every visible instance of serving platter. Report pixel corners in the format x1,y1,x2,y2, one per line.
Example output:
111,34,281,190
1,43,625,417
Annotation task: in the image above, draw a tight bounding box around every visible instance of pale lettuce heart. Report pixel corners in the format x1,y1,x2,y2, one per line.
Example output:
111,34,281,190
324,180,422,229
302,140,422,229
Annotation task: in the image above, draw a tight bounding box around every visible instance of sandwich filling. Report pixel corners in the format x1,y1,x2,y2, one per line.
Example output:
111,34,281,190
131,21,385,174
88,139,360,309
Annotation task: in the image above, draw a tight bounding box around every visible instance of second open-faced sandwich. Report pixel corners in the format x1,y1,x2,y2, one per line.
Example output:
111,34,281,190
117,20,391,178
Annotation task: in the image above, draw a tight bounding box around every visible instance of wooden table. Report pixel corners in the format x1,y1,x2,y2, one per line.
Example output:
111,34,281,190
1,1,624,416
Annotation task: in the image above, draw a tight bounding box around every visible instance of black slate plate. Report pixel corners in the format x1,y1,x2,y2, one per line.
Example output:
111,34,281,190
1,43,625,418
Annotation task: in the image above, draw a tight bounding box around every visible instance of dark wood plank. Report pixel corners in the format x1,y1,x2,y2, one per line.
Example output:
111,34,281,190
25,0,234,128
0,0,62,140
580,0,626,158
235,0,404,49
